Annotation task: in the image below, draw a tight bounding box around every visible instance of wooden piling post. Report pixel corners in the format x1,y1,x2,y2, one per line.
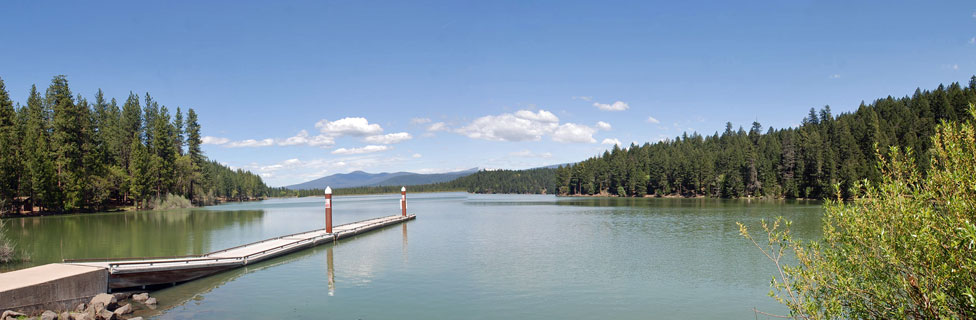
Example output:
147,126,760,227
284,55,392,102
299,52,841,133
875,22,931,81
325,186,333,233
400,186,407,217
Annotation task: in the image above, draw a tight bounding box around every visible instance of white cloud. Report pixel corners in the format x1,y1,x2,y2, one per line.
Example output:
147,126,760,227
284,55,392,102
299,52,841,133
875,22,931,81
226,138,274,148
277,130,335,147
456,109,560,142
364,132,412,144
601,138,622,146
970,37,975,44
509,150,553,158
411,118,432,124
593,101,629,111
551,123,597,143
331,145,391,155
595,121,612,131
315,117,383,136
572,96,593,102
953,64,960,70
830,74,841,79
201,136,229,145
412,153,422,158
646,116,660,124
427,122,448,132
514,110,559,123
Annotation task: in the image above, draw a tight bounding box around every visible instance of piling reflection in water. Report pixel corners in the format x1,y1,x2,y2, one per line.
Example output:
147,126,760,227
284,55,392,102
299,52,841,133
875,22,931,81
327,244,335,296
401,223,408,263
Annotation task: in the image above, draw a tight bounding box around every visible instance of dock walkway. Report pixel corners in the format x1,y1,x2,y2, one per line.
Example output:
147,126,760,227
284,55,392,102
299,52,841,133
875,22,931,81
63,214,415,289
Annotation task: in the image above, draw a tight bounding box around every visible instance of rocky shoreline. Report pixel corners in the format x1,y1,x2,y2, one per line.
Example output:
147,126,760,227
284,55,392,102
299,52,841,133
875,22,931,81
1,292,159,320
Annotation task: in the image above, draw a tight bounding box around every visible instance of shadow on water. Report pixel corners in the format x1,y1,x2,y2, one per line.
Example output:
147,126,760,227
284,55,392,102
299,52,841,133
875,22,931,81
137,220,413,319
137,243,332,319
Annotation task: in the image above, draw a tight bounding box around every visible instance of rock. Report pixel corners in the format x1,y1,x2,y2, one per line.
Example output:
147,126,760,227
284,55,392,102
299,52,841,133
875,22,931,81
112,304,131,316
128,318,143,320
75,303,86,312
59,311,70,320
2,310,27,320
40,310,58,320
111,292,132,301
68,312,91,320
89,293,118,311
131,293,149,302
144,297,157,306
95,308,115,320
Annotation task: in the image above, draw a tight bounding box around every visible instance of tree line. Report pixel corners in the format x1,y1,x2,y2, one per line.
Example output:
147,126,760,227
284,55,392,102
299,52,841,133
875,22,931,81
0,75,269,214
270,167,557,197
556,77,976,199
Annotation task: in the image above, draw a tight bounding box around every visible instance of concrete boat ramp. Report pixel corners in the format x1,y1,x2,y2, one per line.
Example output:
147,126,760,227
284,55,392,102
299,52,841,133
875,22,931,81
1,212,416,313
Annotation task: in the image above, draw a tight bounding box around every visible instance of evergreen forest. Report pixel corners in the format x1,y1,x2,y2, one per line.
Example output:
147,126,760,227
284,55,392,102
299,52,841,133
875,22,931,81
554,77,976,199
0,75,268,215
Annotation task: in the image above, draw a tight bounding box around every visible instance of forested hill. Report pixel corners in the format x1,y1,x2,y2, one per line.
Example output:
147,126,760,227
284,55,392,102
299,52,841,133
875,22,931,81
0,75,269,215
269,167,556,197
556,77,976,199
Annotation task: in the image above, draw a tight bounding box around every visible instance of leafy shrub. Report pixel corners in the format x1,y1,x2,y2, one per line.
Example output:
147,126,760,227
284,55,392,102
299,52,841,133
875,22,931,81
740,105,976,319
149,193,193,210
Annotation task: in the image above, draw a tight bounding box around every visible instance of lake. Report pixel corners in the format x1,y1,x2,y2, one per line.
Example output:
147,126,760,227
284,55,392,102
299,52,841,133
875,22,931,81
1,193,823,319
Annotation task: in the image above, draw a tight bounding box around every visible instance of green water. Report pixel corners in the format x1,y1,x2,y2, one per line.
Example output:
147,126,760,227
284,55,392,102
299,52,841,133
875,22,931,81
2,193,823,319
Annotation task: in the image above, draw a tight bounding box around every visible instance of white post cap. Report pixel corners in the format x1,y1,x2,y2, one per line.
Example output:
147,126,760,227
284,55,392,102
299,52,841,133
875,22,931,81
325,186,333,194
401,186,406,192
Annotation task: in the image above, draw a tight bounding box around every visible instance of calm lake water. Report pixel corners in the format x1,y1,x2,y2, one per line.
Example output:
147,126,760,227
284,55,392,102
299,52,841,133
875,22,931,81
2,193,823,319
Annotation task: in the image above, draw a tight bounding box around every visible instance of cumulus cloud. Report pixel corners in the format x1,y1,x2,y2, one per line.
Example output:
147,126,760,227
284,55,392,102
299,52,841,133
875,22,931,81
226,138,274,148
509,150,553,158
646,116,660,124
331,145,391,155
456,109,600,143
456,109,561,142
596,121,612,131
514,110,559,123
410,118,432,124
593,101,629,111
551,123,597,143
277,130,335,147
315,117,383,136
602,138,622,146
364,132,412,144
201,136,229,145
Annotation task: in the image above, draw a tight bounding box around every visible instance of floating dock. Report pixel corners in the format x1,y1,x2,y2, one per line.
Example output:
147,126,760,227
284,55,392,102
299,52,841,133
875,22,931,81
67,214,415,289
1,187,417,313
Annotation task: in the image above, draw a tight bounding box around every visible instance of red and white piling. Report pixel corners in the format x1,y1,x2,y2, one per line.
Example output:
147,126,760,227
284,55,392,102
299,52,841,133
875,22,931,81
400,186,407,217
325,186,333,234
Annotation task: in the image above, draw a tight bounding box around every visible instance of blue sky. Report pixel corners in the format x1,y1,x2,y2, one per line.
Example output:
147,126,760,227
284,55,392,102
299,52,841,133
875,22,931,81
1,1,974,187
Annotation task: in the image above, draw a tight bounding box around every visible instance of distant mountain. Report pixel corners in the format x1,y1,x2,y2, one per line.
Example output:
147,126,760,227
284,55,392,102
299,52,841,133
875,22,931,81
285,168,479,190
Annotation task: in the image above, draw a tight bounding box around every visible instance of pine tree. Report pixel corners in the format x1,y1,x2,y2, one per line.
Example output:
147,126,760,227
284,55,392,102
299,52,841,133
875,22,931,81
48,75,87,211
186,108,203,202
173,107,184,155
0,77,19,212
21,85,58,211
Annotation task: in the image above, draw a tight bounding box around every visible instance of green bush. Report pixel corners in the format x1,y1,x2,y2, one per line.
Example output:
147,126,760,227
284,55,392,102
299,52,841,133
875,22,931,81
0,218,15,263
740,105,976,319
149,193,193,210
